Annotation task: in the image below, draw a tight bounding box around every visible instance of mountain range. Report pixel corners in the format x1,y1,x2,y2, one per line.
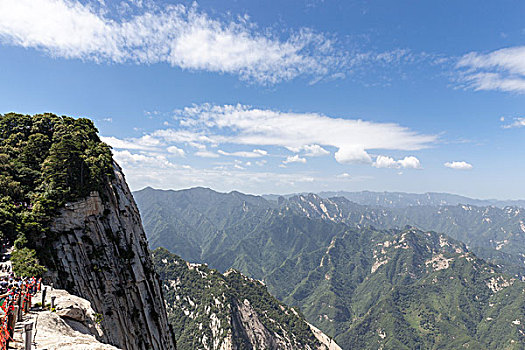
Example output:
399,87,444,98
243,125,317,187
153,247,339,350
263,190,525,209
134,186,525,349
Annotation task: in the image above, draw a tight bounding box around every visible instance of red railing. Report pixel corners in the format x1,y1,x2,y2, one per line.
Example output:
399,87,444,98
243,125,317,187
0,277,40,349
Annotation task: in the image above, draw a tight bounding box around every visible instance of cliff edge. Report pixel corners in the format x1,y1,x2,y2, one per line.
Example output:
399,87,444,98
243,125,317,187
47,163,176,350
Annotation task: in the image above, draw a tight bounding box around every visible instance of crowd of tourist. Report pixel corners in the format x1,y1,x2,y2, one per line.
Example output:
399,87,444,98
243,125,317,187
0,273,41,349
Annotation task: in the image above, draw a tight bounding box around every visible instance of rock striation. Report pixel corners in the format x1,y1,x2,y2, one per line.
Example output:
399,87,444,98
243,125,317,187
44,163,176,350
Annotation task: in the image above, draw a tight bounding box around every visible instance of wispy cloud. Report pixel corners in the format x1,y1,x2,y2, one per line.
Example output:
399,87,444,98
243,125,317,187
112,148,329,192
501,116,525,129
194,150,219,158
0,0,419,84
444,161,473,170
103,104,433,173
168,104,435,165
287,144,330,157
218,149,268,158
101,136,158,150
283,155,307,164
456,46,525,93
113,150,176,169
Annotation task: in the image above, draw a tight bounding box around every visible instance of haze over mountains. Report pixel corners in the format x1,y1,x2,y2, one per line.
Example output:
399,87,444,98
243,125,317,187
135,187,525,277
263,190,525,209
2,0,524,348
134,186,525,349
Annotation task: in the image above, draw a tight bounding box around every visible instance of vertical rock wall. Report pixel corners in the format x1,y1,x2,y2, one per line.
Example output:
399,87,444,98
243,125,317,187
47,163,176,350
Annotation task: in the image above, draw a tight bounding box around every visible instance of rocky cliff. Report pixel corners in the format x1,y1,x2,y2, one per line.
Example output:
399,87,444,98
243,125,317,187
153,247,340,350
45,163,176,350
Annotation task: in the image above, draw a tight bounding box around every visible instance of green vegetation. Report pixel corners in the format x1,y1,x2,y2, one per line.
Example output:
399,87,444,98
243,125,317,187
93,313,104,325
137,187,525,349
152,247,320,350
282,194,525,277
10,246,46,277
0,113,113,275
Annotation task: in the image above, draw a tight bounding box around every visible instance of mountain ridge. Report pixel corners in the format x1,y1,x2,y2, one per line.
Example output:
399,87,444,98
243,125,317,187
153,247,342,350
134,187,525,277
134,186,525,349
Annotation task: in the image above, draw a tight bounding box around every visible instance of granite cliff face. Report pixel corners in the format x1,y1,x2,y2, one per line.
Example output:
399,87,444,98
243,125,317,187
45,163,176,350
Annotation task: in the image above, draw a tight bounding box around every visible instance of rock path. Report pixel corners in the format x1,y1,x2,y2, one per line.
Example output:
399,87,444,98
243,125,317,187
8,286,120,350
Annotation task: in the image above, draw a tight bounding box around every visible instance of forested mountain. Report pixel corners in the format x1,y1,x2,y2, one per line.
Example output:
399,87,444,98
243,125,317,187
153,247,339,350
281,194,525,277
135,186,274,263
135,188,525,277
135,187,525,349
266,228,524,349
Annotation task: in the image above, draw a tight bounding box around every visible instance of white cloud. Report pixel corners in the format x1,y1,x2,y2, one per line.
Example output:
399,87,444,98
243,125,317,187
337,173,351,179
457,46,525,93
167,145,185,157
502,117,525,129
194,150,219,158
335,146,372,164
115,155,327,192
283,155,307,164
444,161,473,170
397,156,422,169
167,104,434,166
113,150,176,168
152,130,215,144
101,136,156,150
373,155,398,168
218,149,268,158
287,144,330,157
0,0,354,84
373,155,421,169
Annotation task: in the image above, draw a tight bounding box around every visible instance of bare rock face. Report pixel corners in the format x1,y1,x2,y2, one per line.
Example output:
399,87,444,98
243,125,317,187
46,163,176,350
23,286,119,349
231,298,279,349
55,299,86,322
29,311,121,350
308,323,343,350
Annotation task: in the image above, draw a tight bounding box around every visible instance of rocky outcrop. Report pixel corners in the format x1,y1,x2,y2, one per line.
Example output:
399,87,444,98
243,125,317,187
230,298,280,349
25,311,121,350
17,286,122,350
45,163,176,350
308,323,342,350
153,247,341,350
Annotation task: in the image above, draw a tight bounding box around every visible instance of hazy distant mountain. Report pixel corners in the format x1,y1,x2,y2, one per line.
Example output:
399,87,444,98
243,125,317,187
135,187,525,349
135,187,525,277
264,190,525,209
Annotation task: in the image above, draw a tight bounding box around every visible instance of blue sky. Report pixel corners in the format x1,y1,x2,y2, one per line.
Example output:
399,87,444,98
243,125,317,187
0,0,524,199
